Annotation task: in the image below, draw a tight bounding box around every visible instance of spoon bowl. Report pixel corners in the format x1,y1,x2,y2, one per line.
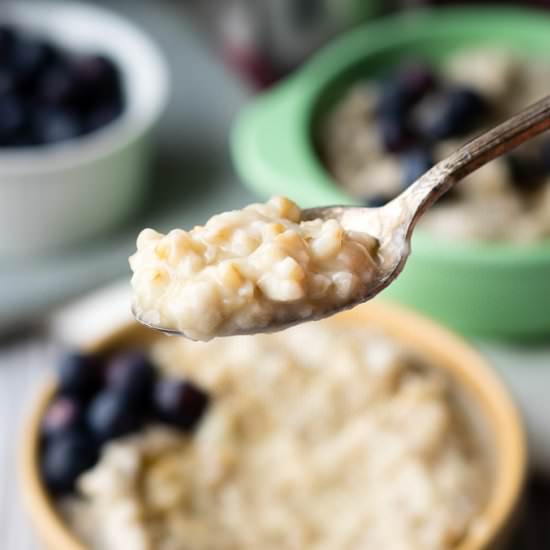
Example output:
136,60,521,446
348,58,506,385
136,94,550,338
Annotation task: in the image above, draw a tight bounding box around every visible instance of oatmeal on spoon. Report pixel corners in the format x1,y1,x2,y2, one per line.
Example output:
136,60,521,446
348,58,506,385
130,197,381,341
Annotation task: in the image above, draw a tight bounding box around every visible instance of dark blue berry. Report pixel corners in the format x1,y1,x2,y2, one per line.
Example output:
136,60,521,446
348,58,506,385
379,116,411,153
0,25,16,46
397,62,436,104
154,380,209,432
0,26,123,148
0,26,16,62
378,62,435,121
38,64,77,105
420,87,488,140
106,352,156,405
0,95,25,145
87,389,143,442
11,38,58,90
401,149,434,187
58,352,102,400
0,26,124,148
85,100,123,133
0,67,16,96
448,88,488,126
72,54,121,106
377,80,410,120
41,396,83,439
31,107,82,144
42,432,98,495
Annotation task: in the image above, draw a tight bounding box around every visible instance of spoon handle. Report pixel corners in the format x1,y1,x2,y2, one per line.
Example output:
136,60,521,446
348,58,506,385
399,94,550,234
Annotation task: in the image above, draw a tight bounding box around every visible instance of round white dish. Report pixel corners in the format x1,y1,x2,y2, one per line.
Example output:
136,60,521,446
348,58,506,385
0,1,169,257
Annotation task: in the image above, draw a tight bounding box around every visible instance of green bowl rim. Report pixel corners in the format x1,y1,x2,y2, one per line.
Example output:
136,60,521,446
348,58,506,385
234,6,550,267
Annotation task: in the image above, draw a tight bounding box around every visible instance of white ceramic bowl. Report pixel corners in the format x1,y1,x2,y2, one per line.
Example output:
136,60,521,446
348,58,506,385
0,1,169,257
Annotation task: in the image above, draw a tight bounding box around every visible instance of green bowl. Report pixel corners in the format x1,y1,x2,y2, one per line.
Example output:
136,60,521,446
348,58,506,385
231,7,550,340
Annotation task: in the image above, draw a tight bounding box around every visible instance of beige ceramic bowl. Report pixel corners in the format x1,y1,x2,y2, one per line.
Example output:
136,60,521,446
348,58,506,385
19,301,526,550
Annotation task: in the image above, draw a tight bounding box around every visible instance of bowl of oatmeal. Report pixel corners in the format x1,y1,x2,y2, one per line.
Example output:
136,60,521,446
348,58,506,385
19,301,525,550
231,7,550,338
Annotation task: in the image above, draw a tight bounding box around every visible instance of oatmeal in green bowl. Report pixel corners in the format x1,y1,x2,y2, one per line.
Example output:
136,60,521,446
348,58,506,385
321,48,550,243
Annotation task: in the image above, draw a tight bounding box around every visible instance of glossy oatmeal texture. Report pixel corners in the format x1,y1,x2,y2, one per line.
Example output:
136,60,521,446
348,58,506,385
130,197,380,340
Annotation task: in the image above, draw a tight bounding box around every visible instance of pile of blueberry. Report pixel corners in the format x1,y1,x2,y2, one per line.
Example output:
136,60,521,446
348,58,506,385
365,60,550,208
0,24,123,147
365,61,490,207
41,350,209,495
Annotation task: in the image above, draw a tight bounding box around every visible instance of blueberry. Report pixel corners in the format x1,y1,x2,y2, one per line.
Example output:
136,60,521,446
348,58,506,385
106,352,156,405
0,28,123,148
31,107,82,144
41,396,83,439
85,100,123,133
0,25,16,62
72,54,121,106
58,352,102,400
73,54,119,86
0,95,25,145
0,67,16,96
379,116,411,153
419,87,489,140
38,63,77,105
401,149,434,187
87,389,143,442
397,62,436,104
378,62,435,120
154,380,209,431
447,88,488,126
377,80,410,121
0,25,16,46
42,432,98,495
10,37,58,91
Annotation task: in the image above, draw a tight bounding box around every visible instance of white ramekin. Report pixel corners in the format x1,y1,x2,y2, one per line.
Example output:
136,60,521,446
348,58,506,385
0,1,169,257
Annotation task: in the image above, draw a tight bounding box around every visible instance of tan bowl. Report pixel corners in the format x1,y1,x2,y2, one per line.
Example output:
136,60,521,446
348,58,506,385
19,301,526,550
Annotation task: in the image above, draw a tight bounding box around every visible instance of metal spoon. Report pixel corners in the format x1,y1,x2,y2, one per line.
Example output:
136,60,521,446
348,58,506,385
135,94,550,337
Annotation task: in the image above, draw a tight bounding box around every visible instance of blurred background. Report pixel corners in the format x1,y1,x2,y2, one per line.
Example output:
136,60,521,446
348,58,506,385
1,0,550,548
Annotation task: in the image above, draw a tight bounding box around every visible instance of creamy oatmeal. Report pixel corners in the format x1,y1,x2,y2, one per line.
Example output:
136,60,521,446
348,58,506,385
321,49,550,242
130,197,380,341
63,321,485,550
